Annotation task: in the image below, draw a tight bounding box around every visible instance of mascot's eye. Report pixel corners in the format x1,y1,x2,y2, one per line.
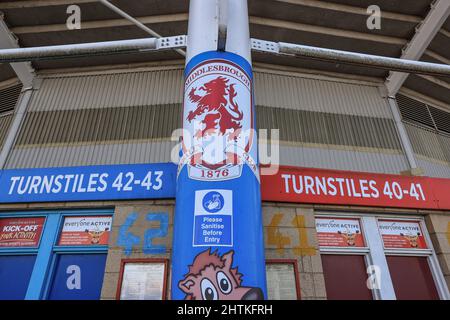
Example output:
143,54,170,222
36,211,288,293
216,271,232,294
200,278,218,300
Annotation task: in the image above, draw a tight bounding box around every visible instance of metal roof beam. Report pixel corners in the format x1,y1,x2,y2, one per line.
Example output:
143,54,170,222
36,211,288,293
0,14,35,87
98,0,185,57
385,0,450,96
251,39,450,77
0,36,186,63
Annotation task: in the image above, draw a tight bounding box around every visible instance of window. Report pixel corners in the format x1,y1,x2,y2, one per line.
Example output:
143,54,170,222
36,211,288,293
47,254,107,300
0,210,113,300
0,255,37,300
316,213,449,300
386,256,439,300
315,216,373,300
378,218,441,300
266,260,300,300
321,255,373,300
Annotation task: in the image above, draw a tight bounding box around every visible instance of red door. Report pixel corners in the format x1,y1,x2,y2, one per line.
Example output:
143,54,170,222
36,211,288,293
386,256,440,300
321,254,373,300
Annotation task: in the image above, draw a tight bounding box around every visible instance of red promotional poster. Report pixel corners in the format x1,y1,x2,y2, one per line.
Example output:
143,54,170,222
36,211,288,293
260,166,449,210
378,219,427,249
315,217,365,248
58,216,112,246
0,217,45,247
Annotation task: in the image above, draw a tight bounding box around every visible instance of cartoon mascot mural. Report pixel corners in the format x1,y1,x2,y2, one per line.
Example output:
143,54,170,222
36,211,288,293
179,248,264,300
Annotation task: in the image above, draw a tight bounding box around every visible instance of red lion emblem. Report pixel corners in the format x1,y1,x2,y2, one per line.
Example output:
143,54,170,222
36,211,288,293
187,76,243,140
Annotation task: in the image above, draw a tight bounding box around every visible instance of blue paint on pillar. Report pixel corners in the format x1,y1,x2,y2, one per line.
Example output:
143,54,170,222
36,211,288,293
172,51,267,300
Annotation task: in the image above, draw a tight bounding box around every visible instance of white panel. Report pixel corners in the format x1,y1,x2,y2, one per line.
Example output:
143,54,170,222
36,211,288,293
417,158,450,178
272,144,409,175
5,141,177,168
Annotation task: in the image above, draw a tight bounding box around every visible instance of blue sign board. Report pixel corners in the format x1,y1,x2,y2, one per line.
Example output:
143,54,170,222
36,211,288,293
0,163,177,203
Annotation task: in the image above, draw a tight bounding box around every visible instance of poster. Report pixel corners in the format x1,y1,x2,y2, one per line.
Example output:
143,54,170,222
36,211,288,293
315,217,365,247
119,263,166,300
378,219,427,249
58,216,112,246
0,217,45,247
266,264,298,300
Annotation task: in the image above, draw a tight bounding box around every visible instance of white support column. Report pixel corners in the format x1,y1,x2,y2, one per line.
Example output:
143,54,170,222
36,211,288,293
185,0,219,63
385,0,450,96
0,13,35,87
225,0,251,63
361,217,396,300
387,96,421,173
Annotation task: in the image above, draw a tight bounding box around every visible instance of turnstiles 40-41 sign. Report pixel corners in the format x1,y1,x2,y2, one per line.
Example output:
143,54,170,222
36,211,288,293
180,58,258,181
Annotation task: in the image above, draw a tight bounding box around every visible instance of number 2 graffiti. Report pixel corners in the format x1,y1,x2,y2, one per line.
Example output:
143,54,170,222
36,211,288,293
117,212,169,256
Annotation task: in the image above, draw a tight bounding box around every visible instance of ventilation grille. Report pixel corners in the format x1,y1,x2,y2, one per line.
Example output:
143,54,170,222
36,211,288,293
0,83,22,114
397,94,450,135
429,106,450,134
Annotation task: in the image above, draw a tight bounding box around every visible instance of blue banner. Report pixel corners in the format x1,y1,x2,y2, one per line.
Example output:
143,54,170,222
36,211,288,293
0,163,177,203
172,51,267,300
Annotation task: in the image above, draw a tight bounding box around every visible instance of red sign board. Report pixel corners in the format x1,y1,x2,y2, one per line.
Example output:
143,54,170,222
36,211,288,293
378,219,427,249
315,217,365,248
58,216,112,246
261,166,450,210
0,217,45,247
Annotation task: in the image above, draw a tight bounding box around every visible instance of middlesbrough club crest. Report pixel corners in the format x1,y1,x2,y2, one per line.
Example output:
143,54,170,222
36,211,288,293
180,58,258,181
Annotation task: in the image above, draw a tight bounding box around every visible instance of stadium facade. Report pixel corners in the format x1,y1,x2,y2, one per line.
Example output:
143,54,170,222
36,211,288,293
0,0,449,300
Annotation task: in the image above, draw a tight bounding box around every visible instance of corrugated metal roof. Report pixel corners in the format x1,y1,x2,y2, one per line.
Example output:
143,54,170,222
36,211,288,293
254,71,392,118
5,68,411,174
28,69,184,111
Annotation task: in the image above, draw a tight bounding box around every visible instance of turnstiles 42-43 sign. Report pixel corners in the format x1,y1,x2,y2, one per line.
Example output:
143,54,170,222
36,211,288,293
0,163,176,203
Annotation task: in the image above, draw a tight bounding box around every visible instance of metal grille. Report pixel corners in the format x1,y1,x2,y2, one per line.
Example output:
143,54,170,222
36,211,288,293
396,94,434,128
397,93,450,135
429,106,450,134
0,83,22,114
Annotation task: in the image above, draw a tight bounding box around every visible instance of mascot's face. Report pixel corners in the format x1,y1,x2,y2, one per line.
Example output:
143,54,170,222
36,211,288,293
178,250,263,300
